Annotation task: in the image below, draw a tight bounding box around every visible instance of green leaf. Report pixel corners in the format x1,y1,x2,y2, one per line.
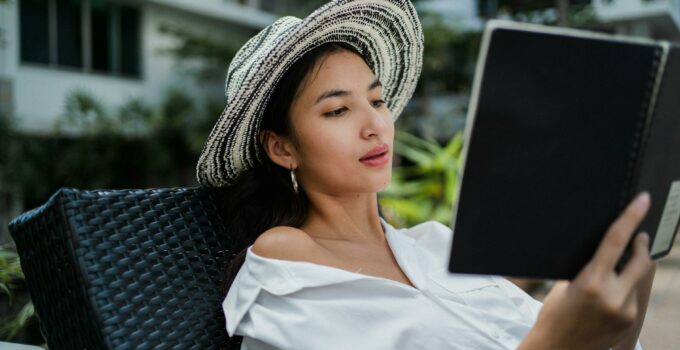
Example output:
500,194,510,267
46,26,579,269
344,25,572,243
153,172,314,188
0,302,35,341
16,302,35,326
0,282,12,300
382,131,464,227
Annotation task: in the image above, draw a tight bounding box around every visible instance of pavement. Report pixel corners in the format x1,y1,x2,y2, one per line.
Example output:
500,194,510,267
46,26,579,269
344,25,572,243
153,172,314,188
639,233,680,349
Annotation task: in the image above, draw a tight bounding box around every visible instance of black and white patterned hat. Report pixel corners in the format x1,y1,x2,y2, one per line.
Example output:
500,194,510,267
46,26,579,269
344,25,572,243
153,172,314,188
196,0,424,187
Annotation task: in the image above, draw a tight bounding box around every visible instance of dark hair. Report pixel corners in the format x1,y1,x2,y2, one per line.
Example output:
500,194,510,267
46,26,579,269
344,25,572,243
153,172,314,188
220,42,365,293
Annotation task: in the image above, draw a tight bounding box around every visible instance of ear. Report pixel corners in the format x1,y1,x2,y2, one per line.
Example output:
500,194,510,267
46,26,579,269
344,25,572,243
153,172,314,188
261,130,298,169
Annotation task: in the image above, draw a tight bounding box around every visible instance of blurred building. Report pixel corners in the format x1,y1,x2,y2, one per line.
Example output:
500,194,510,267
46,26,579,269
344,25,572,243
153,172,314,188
478,0,680,39
416,0,484,31
0,0,277,134
593,0,680,39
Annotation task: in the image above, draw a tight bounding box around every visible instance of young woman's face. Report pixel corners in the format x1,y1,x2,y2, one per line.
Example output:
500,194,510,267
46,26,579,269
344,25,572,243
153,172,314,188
288,50,394,196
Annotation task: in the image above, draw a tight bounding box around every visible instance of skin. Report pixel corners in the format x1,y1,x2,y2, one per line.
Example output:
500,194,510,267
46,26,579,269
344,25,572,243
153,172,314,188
253,50,656,349
256,50,413,286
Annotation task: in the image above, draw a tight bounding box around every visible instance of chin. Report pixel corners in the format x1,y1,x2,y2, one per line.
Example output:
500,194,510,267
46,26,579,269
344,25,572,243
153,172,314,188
371,173,392,192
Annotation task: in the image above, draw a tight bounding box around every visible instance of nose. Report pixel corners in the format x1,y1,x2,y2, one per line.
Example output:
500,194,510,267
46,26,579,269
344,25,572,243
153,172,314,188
360,104,390,139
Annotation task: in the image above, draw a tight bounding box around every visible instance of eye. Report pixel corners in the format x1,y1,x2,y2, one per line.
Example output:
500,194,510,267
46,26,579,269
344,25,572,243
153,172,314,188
371,99,386,108
323,107,348,118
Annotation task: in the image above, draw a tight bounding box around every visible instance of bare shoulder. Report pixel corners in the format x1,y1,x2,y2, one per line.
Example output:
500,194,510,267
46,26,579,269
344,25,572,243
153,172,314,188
251,226,323,262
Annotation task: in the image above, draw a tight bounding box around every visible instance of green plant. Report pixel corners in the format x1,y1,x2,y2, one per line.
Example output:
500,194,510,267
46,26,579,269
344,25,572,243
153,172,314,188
117,98,153,137
0,246,36,341
55,91,110,135
380,130,464,227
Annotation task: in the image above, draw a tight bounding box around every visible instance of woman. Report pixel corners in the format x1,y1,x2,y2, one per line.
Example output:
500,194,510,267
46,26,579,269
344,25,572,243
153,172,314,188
196,1,655,349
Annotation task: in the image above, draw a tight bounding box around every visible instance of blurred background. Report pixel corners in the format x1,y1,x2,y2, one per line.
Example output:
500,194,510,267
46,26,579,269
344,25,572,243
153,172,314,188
0,0,678,346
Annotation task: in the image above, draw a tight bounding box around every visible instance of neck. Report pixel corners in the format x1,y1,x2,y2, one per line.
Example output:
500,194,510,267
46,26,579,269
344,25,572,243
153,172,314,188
301,190,385,243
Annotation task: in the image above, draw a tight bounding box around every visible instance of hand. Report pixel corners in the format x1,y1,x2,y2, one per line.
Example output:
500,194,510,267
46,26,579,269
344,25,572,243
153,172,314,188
520,192,656,350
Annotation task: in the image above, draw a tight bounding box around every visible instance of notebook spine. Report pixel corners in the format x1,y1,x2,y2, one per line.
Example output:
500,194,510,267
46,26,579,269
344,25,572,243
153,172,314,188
624,43,670,207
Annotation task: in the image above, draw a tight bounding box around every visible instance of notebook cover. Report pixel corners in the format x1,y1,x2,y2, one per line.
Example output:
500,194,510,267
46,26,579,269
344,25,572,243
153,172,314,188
448,21,677,280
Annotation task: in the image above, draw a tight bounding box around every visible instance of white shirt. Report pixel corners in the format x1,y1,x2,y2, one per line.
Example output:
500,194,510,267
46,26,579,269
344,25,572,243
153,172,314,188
223,220,642,350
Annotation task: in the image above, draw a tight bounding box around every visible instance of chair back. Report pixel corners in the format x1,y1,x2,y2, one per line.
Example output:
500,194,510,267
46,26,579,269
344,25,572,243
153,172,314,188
9,187,242,349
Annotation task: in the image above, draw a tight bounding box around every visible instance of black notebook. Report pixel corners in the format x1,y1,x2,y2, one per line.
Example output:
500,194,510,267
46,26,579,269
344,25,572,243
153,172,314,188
448,20,680,280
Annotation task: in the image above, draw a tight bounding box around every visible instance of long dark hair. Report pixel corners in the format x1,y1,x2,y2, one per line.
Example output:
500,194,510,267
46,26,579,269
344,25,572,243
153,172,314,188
220,42,365,293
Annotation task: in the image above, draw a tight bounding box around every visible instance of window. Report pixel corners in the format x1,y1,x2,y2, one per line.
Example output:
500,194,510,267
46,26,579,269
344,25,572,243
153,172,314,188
20,0,49,64
90,1,112,72
19,0,141,78
120,5,140,77
57,0,82,68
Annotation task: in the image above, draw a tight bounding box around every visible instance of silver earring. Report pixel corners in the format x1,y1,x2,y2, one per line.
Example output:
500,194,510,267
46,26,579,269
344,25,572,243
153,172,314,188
290,168,299,195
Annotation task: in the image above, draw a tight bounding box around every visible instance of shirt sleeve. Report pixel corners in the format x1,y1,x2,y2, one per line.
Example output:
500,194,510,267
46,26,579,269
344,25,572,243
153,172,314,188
223,264,263,337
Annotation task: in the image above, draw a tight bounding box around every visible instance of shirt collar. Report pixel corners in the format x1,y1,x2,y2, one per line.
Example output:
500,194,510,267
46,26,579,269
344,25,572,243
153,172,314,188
244,218,426,295
383,219,428,289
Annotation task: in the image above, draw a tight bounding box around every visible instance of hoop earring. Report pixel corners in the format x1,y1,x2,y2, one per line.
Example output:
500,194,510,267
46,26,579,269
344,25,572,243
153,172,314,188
290,167,299,195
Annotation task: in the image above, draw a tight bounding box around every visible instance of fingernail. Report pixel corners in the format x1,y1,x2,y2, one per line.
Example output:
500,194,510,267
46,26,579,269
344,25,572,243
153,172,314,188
639,232,649,244
638,232,650,249
634,192,651,209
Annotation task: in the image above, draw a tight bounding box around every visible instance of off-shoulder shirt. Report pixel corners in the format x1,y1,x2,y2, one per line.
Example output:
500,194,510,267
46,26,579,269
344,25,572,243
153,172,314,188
222,220,642,350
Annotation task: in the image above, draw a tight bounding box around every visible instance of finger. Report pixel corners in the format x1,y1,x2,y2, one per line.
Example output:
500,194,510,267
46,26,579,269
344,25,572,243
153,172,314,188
620,232,653,291
591,192,651,272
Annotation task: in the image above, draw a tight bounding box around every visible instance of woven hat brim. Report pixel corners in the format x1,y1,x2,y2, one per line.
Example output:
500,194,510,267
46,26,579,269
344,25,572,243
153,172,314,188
197,0,423,187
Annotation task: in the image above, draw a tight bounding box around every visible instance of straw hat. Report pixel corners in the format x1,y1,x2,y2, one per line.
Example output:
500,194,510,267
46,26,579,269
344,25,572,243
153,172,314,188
197,0,423,187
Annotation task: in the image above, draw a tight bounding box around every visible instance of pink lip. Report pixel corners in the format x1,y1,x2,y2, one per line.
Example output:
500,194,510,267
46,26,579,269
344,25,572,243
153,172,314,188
359,144,390,166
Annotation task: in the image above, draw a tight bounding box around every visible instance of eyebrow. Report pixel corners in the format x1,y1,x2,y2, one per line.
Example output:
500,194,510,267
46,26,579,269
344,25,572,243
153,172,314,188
314,78,382,105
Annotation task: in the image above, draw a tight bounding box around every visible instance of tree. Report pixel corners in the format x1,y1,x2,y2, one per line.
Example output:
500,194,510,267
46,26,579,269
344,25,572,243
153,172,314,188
479,0,596,27
157,23,246,84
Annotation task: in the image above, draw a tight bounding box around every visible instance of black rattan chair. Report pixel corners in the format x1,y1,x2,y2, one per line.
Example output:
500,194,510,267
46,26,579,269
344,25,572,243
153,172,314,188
8,187,243,349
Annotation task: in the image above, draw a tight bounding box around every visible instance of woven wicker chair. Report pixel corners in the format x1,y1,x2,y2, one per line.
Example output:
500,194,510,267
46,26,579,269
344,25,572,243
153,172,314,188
8,187,243,350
